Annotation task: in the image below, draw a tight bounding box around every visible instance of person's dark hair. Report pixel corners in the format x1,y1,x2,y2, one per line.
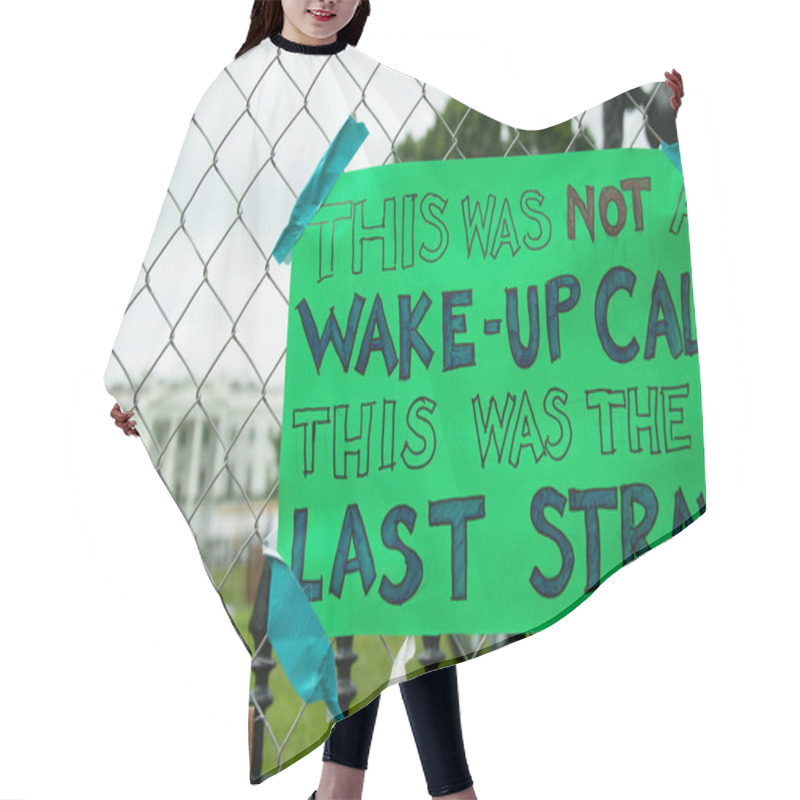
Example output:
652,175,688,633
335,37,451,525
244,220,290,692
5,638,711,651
236,1,371,59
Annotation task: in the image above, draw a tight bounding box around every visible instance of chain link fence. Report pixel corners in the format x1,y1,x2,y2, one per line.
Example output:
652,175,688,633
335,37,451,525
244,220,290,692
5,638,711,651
104,37,680,782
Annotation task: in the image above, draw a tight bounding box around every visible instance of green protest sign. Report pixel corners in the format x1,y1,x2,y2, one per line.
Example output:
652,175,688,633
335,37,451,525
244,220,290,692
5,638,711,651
278,147,705,636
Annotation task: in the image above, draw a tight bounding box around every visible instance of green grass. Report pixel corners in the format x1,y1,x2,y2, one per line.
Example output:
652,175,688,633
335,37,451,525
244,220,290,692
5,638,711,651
209,562,482,777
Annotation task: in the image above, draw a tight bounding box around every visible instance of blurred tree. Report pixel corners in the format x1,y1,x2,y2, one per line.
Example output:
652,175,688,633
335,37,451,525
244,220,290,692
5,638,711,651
603,84,677,148
395,98,595,162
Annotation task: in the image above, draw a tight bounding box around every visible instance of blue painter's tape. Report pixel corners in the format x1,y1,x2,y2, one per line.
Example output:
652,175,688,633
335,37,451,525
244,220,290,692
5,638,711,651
266,554,343,719
272,115,370,264
661,140,682,173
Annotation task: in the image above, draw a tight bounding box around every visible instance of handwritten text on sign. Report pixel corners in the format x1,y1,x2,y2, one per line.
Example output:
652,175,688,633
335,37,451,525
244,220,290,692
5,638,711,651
279,148,704,635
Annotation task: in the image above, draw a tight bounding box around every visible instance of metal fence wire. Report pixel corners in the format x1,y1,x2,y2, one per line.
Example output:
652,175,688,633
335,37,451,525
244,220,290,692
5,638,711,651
104,37,680,783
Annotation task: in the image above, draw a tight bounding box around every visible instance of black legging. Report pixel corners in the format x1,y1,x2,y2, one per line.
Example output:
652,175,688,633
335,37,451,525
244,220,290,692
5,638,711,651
322,663,473,797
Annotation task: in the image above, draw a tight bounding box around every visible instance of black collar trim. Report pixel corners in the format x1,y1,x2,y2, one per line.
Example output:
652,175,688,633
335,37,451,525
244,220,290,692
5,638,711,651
270,32,348,55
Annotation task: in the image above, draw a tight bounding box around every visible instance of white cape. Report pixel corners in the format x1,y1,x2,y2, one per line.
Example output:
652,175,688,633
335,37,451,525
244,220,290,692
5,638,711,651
103,33,693,783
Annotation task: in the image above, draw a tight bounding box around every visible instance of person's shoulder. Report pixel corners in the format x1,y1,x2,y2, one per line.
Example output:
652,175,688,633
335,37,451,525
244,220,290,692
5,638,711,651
224,36,280,89
192,37,281,116
337,44,425,91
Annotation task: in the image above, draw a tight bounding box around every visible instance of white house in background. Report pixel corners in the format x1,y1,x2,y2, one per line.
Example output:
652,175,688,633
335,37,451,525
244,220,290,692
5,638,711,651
109,376,282,570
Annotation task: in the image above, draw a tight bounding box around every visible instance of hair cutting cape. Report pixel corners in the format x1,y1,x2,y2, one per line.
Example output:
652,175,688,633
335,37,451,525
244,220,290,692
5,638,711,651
103,32,706,784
